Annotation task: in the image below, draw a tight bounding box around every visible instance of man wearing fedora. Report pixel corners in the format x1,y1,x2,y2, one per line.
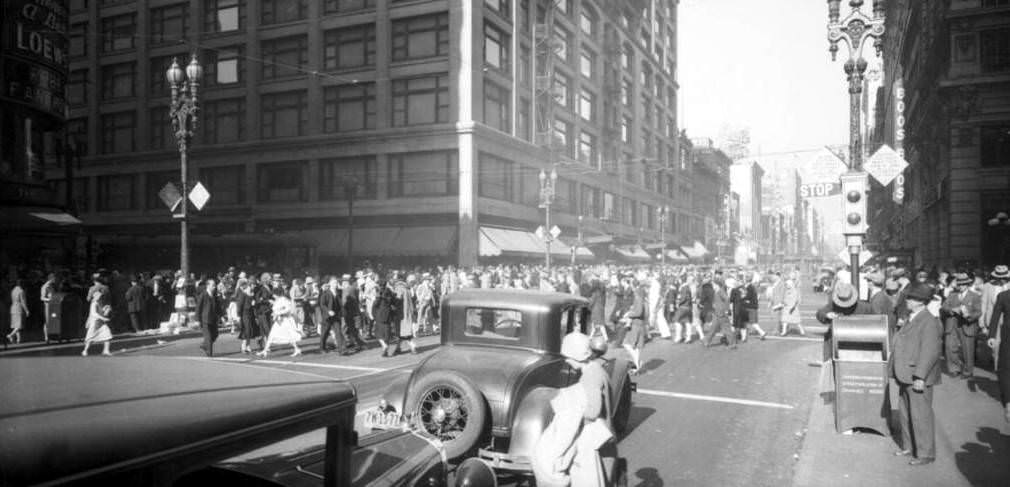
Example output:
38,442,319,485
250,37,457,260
816,281,874,361
986,265,1010,423
941,273,982,378
891,282,943,465
867,271,897,335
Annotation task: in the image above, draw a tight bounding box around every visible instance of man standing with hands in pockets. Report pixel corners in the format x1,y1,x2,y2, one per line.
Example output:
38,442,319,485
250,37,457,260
890,282,943,466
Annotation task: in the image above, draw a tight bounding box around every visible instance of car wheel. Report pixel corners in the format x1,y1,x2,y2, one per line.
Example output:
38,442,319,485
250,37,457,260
406,371,488,460
611,379,632,436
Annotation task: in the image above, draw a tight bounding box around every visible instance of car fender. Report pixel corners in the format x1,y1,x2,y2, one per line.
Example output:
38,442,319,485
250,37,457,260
379,374,411,414
605,358,635,405
506,387,557,459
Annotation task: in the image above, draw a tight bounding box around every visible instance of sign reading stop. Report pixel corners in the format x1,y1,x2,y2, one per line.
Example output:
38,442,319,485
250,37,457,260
800,182,841,199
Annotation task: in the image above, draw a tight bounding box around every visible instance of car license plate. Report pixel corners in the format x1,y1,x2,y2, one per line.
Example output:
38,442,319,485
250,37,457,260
363,410,404,430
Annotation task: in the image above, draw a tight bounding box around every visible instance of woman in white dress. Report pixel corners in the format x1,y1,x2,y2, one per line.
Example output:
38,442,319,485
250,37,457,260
258,287,303,357
7,279,29,344
82,287,113,356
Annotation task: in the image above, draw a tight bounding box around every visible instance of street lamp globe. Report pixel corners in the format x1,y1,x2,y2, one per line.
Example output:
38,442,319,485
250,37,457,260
185,54,203,82
550,168,558,181
539,169,546,182
165,58,184,86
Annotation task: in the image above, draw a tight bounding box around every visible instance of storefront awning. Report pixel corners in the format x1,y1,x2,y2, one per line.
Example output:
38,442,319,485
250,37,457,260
658,249,689,262
680,241,710,259
614,245,652,261
479,227,573,257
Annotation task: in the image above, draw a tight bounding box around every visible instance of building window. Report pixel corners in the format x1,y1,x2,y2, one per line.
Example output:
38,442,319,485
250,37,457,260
483,80,511,133
204,46,244,86
68,70,88,106
66,118,88,156
258,161,307,202
261,91,308,138
520,0,530,33
579,49,594,79
555,178,575,213
391,13,450,61
519,44,531,84
553,119,571,155
980,124,1010,167
581,185,600,218
100,111,135,154
981,29,1010,73
388,151,458,197
261,0,307,24
203,97,246,143
324,0,375,14
621,44,632,70
70,22,87,58
320,156,378,200
97,174,136,211
643,96,653,125
151,3,189,45
150,53,188,95
101,14,135,52
603,192,616,220
518,97,531,141
200,165,246,205
324,83,376,132
100,62,135,100
391,74,450,126
621,116,631,143
578,88,594,121
479,153,514,202
484,22,510,71
580,7,597,36
554,25,569,61
642,63,654,92
70,0,88,11
150,107,173,150
146,171,177,209
621,78,632,106
623,197,636,225
324,24,376,70
554,71,570,107
261,35,308,79
485,0,511,18
578,131,597,166
205,0,244,33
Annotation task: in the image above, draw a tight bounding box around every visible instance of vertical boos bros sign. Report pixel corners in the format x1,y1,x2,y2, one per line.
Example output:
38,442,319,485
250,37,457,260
1,0,69,120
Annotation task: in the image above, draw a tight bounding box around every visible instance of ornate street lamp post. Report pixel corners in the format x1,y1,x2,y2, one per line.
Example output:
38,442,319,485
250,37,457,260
659,206,669,266
166,55,202,279
828,0,884,290
539,168,558,271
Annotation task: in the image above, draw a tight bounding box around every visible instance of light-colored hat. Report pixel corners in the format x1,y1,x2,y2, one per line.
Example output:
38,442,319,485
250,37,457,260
561,332,592,362
305,276,315,284
992,265,1010,280
340,274,352,281
866,272,886,286
954,273,972,285
832,282,858,308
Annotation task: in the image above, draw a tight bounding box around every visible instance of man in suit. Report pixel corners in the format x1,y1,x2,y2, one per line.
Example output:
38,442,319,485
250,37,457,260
987,267,1010,423
890,282,943,465
195,279,222,357
941,273,982,378
319,276,345,354
866,272,896,333
125,275,145,333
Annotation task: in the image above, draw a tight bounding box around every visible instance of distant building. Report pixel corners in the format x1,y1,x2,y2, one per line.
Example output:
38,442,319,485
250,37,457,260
688,137,732,258
730,159,763,259
61,0,686,272
870,0,1010,269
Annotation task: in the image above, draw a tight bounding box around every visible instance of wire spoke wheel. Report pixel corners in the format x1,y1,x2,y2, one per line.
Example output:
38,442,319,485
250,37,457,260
418,386,470,441
406,371,487,460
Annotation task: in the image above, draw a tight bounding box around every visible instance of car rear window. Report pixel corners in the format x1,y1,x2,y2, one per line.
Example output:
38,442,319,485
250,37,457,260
465,308,522,340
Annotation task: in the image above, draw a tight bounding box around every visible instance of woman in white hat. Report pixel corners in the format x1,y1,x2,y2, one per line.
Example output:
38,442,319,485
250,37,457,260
532,332,613,487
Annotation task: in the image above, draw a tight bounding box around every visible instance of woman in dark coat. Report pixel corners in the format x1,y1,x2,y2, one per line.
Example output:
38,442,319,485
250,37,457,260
236,282,258,354
371,280,397,357
729,278,747,333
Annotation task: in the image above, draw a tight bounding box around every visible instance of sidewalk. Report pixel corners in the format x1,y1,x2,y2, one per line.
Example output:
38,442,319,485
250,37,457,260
0,327,202,356
793,361,1010,487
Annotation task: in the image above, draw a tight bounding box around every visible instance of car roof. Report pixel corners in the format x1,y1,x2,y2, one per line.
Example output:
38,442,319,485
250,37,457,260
0,357,356,486
444,288,590,312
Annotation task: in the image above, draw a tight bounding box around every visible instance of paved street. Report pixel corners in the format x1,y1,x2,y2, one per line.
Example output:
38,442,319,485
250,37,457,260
5,292,831,486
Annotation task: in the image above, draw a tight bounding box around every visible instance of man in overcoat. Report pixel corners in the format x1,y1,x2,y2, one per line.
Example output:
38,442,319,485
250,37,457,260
890,283,943,465
125,275,146,333
987,273,1010,423
195,278,222,356
319,276,345,354
941,273,981,378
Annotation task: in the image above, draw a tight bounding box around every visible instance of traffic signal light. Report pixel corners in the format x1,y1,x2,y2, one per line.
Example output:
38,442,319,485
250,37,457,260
840,172,868,235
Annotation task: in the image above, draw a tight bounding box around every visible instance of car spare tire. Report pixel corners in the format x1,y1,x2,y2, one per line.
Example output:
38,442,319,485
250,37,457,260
406,371,488,460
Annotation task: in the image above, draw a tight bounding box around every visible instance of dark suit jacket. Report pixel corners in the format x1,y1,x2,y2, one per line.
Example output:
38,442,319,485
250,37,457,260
195,290,221,328
869,290,896,332
125,284,145,313
890,308,943,385
320,288,342,323
990,289,1010,339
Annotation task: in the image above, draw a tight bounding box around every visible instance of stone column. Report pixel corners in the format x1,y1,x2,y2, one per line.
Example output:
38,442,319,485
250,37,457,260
452,0,480,267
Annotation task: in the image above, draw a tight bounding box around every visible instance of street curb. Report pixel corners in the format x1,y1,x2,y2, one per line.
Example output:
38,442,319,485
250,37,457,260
791,359,828,487
0,329,202,357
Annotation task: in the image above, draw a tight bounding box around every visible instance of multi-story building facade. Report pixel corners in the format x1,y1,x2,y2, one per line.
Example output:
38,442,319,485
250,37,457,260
59,0,687,273
871,0,1010,269
688,137,730,258
729,158,763,259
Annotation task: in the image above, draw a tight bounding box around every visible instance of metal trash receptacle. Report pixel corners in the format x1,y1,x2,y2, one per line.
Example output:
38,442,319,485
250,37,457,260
832,314,890,434
46,292,84,342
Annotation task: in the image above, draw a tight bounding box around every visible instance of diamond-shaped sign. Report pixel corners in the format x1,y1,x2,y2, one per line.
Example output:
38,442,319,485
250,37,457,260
158,182,182,211
864,145,908,186
188,181,211,211
798,147,848,184
534,225,545,240
550,225,562,239
837,248,875,268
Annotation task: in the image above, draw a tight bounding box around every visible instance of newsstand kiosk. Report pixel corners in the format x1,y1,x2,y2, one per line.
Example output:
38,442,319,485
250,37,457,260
831,315,890,434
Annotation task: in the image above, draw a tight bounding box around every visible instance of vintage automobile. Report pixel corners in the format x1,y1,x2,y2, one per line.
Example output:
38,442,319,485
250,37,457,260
370,289,635,480
0,356,449,486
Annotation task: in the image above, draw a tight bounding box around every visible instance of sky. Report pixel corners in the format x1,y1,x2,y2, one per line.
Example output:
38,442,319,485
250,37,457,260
678,0,860,154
